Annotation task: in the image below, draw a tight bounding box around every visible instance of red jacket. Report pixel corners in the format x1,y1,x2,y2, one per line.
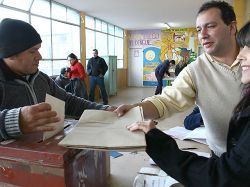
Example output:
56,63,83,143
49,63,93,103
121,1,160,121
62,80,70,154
68,60,87,81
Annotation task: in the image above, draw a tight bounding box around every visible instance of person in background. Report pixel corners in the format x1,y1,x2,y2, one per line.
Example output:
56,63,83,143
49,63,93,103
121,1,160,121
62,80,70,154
154,60,175,95
67,53,88,99
87,49,109,105
174,59,187,76
126,21,250,187
55,67,70,89
0,18,115,142
184,106,203,130
115,1,241,157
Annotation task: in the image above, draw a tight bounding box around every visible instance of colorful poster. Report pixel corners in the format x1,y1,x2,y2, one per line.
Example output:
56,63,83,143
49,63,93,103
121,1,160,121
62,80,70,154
128,28,198,86
143,47,161,86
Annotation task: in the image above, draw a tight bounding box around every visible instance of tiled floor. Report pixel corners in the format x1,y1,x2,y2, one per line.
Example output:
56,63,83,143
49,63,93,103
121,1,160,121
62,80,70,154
106,87,197,187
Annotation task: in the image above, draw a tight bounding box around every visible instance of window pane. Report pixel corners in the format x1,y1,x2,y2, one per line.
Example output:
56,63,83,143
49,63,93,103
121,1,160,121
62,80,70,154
108,35,115,55
115,37,123,59
52,60,68,75
115,26,123,37
52,2,66,21
102,22,107,33
85,29,95,58
0,0,3,3
85,60,88,68
31,16,51,59
117,59,123,69
85,16,94,29
67,8,80,25
39,60,52,76
0,7,29,22
52,20,80,59
31,0,50,18
108,24,114,35
3,0,32,11
96,32,107,56
95,19,101,31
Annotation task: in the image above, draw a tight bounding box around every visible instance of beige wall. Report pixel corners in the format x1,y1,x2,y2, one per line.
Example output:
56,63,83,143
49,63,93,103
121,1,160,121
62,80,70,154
233,0,250,29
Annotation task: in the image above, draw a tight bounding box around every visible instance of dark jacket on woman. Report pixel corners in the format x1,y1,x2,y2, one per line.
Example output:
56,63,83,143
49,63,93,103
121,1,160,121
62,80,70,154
145,105,250,187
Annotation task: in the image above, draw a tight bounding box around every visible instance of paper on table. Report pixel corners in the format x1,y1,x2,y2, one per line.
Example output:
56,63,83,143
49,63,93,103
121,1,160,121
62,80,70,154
164,126,207,145
59,106,145,150
43,94,65,141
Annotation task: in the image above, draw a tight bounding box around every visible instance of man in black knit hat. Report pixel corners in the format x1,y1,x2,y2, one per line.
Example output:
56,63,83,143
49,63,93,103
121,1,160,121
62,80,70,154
0,18,116,141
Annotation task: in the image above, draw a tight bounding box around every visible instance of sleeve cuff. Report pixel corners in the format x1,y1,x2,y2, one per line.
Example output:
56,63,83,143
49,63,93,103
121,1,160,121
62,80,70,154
4,108,22,138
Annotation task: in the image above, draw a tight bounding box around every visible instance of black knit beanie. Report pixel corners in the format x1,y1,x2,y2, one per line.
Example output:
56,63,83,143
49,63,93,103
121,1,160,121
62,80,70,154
0,18,42,58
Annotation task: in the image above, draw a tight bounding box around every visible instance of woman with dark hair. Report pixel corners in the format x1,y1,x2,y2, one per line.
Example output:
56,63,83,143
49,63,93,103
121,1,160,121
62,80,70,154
127,21,250,187
67,53,88,99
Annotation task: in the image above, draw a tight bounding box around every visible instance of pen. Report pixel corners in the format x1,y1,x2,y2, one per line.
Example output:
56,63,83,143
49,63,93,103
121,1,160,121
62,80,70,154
181,147,198,150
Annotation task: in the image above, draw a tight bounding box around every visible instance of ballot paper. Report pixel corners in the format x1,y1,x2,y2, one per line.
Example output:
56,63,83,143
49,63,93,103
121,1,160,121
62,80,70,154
164,126,207,145
59,106,145,150
134,167,179,187
43,94,65,141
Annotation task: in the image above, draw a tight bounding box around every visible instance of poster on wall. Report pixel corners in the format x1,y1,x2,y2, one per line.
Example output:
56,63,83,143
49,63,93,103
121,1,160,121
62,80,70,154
128,28,199,87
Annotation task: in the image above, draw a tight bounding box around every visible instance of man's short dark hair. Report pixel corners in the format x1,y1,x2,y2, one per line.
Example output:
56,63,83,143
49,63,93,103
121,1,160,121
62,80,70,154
93,49,98,53
170,60,175,65
197,1,236,25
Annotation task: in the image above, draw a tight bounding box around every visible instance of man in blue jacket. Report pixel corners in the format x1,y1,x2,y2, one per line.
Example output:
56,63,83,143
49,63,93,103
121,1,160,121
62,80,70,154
184,106,203,130
154,60,175,95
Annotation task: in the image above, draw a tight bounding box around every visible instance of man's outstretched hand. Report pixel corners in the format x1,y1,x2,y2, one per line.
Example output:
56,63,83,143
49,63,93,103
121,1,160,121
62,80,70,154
114,104,135,117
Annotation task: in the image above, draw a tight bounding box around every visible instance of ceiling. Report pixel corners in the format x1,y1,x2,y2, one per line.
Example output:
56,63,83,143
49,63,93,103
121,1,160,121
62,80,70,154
54,0,233,30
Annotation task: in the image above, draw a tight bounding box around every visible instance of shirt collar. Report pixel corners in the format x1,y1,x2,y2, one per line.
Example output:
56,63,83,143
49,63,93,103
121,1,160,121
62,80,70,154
205,53,240,69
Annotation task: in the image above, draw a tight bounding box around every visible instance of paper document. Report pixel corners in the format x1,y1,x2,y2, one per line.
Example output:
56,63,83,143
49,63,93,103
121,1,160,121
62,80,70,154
134,167,179,187
164,126,207,145
59,106,145,150
43,94,65,141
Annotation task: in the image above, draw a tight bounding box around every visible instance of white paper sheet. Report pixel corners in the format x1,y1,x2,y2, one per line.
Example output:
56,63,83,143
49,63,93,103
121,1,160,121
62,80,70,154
164,126,207,145
43,94,65,141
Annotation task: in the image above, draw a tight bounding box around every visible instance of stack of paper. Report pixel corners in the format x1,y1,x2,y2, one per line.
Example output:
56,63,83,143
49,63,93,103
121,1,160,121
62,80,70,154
59,106,146,150
164,126,207,145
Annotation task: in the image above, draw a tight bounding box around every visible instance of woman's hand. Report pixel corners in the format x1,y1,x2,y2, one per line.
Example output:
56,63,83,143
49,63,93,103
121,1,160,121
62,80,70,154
126,120,157,134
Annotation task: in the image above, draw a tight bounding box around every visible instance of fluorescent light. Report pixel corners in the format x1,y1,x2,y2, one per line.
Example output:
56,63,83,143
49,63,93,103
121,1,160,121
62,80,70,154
164,22,171,29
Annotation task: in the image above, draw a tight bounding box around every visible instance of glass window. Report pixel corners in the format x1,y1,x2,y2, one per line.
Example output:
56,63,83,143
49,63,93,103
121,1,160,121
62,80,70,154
115,26,123,37
39,60,52,75
0,0,3,3
108,24,114,35
31,16,52,59
95,19,101,31
52,20,80,59
85,59,88,68
31,0,50,18
85,29,95,58
101,22,107,33
52,2,66,21
67,8,80,25
85,16,94,29
115,37,123,59
96,32,107,56
3,0,32,11
117,59,123,69
52,60,68,75
108,35,115,55
0,7,29,22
